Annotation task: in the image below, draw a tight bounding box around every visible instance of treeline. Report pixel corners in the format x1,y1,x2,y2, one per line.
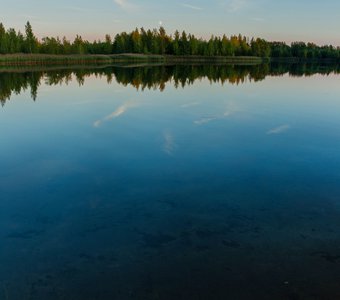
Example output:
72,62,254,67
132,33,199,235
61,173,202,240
0,22,340,60
1,63,339,104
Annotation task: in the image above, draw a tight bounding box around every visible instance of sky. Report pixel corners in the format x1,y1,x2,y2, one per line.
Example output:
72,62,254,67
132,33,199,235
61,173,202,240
1,0,340,45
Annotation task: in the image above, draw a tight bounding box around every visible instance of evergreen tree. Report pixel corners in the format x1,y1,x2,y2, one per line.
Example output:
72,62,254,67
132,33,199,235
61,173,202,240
131,29,142,53
172,30,180,55
180,31,189,55
158,26,167,55
72,35,85,54
0,23,7,54
7,28,20,53
103,34,113,54
0,21,338,61
24,21,38,53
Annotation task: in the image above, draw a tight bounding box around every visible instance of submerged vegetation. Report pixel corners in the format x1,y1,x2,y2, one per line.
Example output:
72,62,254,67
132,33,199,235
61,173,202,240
1,62,339,105
0,22,339,64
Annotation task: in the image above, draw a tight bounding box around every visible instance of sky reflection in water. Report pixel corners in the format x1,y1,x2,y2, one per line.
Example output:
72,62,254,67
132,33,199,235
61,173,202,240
1,65,340,300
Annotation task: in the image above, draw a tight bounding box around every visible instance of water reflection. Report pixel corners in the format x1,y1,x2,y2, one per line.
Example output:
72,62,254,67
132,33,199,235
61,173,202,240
1,62,340,300
1,62,339,105
93,102,138,127
267,124,291,135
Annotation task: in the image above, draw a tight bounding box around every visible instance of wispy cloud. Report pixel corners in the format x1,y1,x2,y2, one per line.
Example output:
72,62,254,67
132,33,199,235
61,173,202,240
223,101,241,116
194,102,241,125
194,117,218,125
267,124,291,135
163,131,178,156
181,102,200,108
181,3,203,10
114,0,137,11
228,0,247,12
93,102,137,127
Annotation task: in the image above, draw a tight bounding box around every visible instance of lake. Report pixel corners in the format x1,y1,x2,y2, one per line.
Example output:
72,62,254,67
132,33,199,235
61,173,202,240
1,63,340,300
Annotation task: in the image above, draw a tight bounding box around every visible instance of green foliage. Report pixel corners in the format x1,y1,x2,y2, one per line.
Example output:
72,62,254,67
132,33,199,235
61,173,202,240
24,21,38,53
0,21,339,60
251,38,271,57
72,35,85,54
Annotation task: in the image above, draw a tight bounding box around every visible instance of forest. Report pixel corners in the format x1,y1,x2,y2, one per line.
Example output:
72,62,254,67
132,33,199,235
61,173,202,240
0,22,339,60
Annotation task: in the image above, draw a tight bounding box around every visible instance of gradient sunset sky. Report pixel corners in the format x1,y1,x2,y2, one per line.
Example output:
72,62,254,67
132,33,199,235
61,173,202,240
2,0,340,45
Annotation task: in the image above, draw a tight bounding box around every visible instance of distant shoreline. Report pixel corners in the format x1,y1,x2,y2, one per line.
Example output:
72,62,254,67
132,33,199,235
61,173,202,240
0,54,263,66
0,54,338,67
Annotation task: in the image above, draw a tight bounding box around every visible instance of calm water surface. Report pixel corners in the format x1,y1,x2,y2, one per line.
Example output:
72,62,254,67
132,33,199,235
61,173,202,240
1,65,340,300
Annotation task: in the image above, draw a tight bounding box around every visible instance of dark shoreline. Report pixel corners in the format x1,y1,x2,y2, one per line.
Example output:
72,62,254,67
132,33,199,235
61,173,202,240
0,53,264,66
0,54,338,69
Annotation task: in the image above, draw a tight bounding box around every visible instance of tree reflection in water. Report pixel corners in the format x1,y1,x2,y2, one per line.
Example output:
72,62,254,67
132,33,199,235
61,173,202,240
1,62,339,105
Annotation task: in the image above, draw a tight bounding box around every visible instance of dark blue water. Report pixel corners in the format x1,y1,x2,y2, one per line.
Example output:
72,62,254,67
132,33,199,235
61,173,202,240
1,68,340,299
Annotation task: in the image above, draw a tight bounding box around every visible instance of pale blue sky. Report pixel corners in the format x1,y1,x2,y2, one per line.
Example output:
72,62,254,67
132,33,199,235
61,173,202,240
2,0,340,45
